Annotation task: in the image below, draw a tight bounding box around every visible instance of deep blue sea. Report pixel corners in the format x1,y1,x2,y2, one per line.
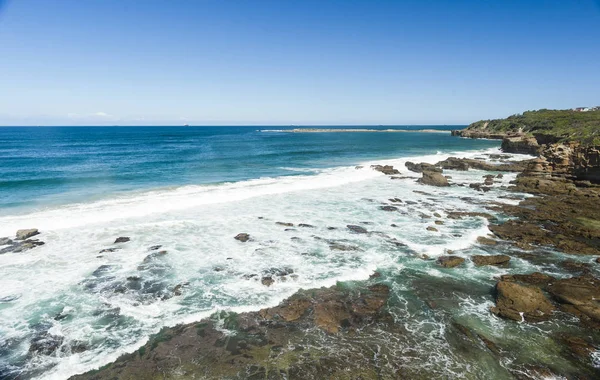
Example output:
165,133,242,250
0,126,498,213
2,126,555,380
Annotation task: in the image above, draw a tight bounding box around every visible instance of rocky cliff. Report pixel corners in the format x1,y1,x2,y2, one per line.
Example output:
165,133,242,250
453,109,600,184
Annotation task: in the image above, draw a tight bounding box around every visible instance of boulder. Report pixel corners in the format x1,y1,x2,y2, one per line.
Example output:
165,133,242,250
471,255,510,266
426,226,438,232
370,165,400,175
379,205,398,212
437,256,465,268
404,161,442,173
16,229,39,240
490,281,555,322
114,237,130,244
418,171,449,187
276,222,294,227
234,233,250,242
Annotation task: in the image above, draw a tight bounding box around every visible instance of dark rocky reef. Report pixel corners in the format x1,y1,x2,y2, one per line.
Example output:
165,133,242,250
70,282,394,380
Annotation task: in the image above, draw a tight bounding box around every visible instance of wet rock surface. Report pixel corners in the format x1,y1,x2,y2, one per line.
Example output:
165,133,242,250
71,283,394,380
418,171,449,187
370,164,400,175
0,230,45,254
490,281,555,322
471,254,510,267
437,255,465,268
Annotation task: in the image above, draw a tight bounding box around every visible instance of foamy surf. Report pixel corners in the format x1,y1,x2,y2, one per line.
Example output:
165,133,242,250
0,147,537,380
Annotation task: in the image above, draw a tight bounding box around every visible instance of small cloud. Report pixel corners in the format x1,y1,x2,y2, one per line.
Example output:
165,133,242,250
94,112,111,118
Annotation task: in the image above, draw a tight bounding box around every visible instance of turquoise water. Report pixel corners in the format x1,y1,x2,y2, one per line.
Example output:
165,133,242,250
0,126,497,212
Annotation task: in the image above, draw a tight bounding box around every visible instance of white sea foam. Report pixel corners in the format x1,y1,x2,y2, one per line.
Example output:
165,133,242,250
0,147,538,379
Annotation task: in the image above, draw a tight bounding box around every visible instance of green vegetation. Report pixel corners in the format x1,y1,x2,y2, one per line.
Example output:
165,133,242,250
468,109,600,145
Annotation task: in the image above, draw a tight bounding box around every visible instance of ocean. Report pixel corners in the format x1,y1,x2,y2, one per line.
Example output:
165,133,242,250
1,126,571,379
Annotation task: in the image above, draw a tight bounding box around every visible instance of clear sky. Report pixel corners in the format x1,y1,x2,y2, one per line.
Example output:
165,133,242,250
0,0,599,126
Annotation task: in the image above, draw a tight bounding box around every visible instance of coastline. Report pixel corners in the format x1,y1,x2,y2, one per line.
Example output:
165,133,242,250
67,132,600,379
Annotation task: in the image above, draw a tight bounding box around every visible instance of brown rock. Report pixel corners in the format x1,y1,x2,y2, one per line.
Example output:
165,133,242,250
405,161,442,173
476,236,497,245
471,255,510,266
490,281,555,322
546,275,600,323
437,256,465,268
234,233,250,242
418,171,449,187
16,229,39,240
371,165,400,175
500,272,555,287
426,226,438,232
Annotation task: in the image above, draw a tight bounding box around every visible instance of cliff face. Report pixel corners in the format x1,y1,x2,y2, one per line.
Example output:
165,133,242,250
452,126,600,184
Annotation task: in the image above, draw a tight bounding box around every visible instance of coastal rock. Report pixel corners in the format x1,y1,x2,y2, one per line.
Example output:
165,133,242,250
501,136,540,155
234,233,250,242
546,275,600,325
490,281,555,322
500,272,555,287
404,161,442,173
276,222,294,227
435,157,530,172
476,236,497,245
370,165,400,175
471,255,510,267
426,226,438,232
379,205,398,212
346,225,368,234
418,171,449,187
437,256,465,268
29,332,64,356
16,229,39,240
114,237,130,244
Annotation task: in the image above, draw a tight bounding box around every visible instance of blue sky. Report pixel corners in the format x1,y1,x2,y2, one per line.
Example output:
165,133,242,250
0,0,599,126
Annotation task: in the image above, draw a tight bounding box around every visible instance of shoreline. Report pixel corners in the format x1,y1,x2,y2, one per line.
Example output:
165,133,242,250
68,137,600,379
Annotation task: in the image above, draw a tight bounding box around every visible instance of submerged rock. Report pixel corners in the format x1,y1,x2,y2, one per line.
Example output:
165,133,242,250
379,205,398,212
490,281,555,322
346,225,368,234
28,332,64,356
276,222,294,227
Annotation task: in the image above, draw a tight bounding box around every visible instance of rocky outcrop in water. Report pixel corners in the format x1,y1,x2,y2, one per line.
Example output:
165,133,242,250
0,230,44,254
70,282,392,380
16,229,39,240
370,165,400,175
405,161,442,173
418,171,449,187
490,281,555,322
